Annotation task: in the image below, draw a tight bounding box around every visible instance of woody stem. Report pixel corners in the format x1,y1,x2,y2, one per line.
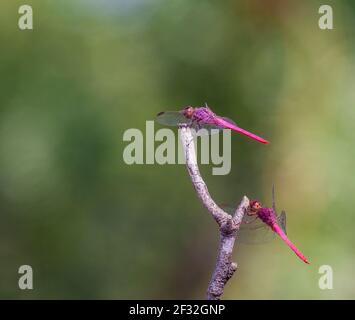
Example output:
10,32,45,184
179,126,249,300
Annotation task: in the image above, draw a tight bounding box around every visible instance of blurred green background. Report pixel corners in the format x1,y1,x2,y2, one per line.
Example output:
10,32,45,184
0,0,354,299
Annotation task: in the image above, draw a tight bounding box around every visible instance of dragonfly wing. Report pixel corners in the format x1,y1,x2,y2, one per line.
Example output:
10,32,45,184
277,210,287,235
220,117,237,126
223,206,265,229
215,116,269,144
222,205,274,244
237,219,275,244
272,185,287,234
192,123,221,136
212,117,238,130
193,116,237,136
272,184,276,213
156,111,189,126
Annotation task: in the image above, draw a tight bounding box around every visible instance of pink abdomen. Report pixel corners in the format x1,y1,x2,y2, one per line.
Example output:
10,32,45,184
272,223,310,264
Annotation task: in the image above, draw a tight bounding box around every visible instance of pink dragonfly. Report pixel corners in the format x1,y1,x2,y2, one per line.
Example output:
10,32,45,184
156,104,269,144
224,186,310,264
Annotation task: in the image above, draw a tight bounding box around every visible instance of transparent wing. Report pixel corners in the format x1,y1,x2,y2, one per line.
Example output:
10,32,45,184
221,117,237,127
212,116,238,130
222,205,275,244
192,123,221,136
277,210,287,235
156,111,189,126
156,111,221,136
238,226,276,244
272,184,276,213
193,116,238,136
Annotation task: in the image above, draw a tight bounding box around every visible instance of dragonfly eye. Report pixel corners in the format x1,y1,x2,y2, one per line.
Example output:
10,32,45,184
250,200,262,211
182,106,194,118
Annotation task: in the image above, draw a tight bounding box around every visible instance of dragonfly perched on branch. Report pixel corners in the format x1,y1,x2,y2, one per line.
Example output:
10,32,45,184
224,186,309,264
156,104,269,144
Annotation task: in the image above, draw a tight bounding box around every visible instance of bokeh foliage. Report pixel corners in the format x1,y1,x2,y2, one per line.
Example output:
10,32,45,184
0,0,354,298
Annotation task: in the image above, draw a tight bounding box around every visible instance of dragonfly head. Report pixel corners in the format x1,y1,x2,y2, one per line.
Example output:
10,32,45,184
181,106,195,118
248,200,262,215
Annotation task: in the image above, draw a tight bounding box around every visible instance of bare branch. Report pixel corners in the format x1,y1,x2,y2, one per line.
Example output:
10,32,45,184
179,126,249,300
179,126,231,226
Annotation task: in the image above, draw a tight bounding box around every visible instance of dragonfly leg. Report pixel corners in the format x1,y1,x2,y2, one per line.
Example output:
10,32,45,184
195,119,202,130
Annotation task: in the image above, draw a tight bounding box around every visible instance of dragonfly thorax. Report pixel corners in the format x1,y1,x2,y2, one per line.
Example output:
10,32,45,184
257,207,277,226
192,107,217,124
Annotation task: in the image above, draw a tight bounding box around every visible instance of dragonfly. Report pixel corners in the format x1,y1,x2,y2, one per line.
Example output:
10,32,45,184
224,186,310,264
156,104,269,144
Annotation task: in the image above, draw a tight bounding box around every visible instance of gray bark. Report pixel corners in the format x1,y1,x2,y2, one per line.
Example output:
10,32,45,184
179,126,249,300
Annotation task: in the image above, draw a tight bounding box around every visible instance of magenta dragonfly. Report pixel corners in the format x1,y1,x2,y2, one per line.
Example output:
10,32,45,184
224,186,309,264
156,105,269,144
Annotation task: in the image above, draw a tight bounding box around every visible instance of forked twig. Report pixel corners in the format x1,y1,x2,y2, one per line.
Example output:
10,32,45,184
179,126,249,300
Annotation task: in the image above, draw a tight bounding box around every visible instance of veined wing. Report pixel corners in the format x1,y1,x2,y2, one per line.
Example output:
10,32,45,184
191,123,221,136
222,205,275,244
277,210,287,235
220,117,238,127
208,117,237,129
192,117,237,136
272,184,287,234
156,111,189,126
214,116,269,144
